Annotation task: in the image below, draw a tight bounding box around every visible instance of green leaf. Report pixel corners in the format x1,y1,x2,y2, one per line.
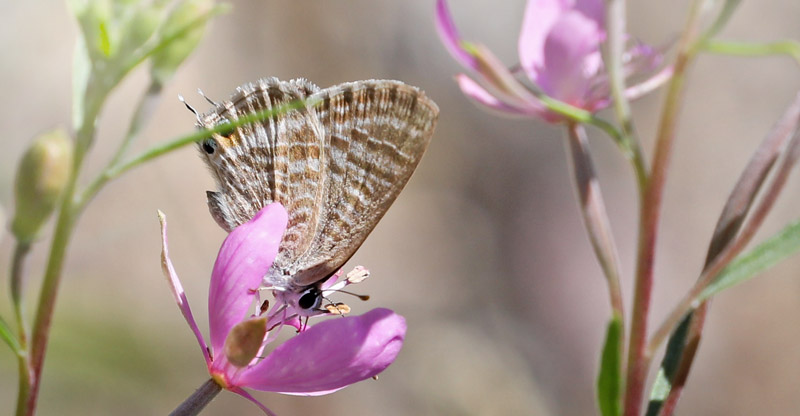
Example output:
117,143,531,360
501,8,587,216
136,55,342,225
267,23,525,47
0,314,21,354
597,315,623,416
699,219,800,300
645,313,692,416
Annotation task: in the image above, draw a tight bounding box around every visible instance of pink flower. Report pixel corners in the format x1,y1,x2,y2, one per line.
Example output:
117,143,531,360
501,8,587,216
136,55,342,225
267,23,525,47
436,0,663,123
159,203,406,414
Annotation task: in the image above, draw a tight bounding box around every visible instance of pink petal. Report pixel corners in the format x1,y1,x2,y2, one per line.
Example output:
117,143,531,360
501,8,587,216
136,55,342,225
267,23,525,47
208,203,288,354
158,211,211,366
229,387,278,416
536,10,605,106
518,0,566,76
234,308,406,395
574,0,606,27
435,0,478,70
519,0,607,108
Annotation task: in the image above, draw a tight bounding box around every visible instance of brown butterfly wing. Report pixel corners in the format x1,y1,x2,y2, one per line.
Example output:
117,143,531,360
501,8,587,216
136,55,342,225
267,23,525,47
198,78,327,268
199,78,439,291
285,80,439,287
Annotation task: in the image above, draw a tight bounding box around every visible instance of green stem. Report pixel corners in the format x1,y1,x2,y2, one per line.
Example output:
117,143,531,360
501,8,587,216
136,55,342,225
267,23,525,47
15,351,31,416
22,165,79,416
701,39,800,66
622,2,704,414
603,0,636,142
19,92,103,415
10,242,32,416
109,81,164,167
587,116,649,198
600,0,649,196
76,98,310,211
10,242,32,347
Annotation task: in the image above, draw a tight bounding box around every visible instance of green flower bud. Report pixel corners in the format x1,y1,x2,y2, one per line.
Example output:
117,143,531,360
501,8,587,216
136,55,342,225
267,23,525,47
223,317,267,367
150,0,214,86
69,0,115,60
118,4,164,57
11,130,73,243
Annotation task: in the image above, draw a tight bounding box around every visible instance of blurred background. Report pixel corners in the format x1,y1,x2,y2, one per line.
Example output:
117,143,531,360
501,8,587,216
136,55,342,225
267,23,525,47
2,0,800,414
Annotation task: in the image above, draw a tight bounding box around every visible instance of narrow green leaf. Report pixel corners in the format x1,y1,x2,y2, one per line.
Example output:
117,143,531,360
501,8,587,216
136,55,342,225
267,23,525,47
0,315,21,354
645,313,692,416
597,315,623,416
699,219,800,300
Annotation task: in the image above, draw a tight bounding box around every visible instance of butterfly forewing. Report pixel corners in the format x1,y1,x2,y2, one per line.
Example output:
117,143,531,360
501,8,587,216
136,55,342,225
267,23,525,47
198,78,439,291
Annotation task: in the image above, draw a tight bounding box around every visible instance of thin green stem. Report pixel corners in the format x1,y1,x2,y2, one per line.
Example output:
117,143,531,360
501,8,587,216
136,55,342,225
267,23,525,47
537,94,595,123
603,0,636,142
587,116,649,196
10,242,32,348
10,242,32,416
109,81,164,167
15,352,31,416
600,0,649,196
622,1,705,414
22,166,79,416
76,98,310,211
20,94,103,415
701,39,800,66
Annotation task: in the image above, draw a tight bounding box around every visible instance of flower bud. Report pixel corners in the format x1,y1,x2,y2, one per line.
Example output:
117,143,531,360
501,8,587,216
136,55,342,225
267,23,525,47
150,0,214,86
224,317,267,367
118,4,164,57
69,0,114,59
11,130,73,243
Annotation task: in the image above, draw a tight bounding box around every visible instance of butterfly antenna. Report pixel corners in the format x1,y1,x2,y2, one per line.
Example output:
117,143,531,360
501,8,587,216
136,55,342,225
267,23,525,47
330,288,370,301
178,95,201,123
197,88,218,106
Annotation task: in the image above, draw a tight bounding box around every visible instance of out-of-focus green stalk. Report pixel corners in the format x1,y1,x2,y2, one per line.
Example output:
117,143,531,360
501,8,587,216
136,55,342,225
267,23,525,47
701,39,800,66
19,91,105,415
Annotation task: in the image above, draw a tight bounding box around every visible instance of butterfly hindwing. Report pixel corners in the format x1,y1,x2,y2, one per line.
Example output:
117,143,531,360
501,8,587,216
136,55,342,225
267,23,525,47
287,80,439,286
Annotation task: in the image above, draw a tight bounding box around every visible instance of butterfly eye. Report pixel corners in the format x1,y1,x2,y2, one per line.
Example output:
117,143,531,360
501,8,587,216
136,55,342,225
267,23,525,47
297,287,322,311
201,138,218,154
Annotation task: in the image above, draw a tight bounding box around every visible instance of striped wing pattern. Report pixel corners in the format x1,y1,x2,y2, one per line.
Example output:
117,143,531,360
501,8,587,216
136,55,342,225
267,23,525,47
198,78,438,291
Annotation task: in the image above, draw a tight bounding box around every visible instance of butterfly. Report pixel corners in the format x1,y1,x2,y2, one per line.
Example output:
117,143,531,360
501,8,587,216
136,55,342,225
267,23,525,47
196,78,439,313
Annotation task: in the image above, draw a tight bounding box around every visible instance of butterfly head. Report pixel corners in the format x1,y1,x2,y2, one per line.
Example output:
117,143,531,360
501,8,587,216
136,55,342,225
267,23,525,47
197,117,240,168
277,285,324,317
269,265,371,318
266,265,330,317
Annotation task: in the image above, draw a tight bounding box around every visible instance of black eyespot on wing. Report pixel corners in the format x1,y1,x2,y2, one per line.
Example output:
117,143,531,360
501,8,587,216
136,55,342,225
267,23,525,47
202,138,218,154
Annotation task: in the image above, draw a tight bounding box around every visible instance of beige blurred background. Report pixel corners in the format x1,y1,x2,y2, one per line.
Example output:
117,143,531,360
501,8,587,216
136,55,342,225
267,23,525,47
2,0,800,414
